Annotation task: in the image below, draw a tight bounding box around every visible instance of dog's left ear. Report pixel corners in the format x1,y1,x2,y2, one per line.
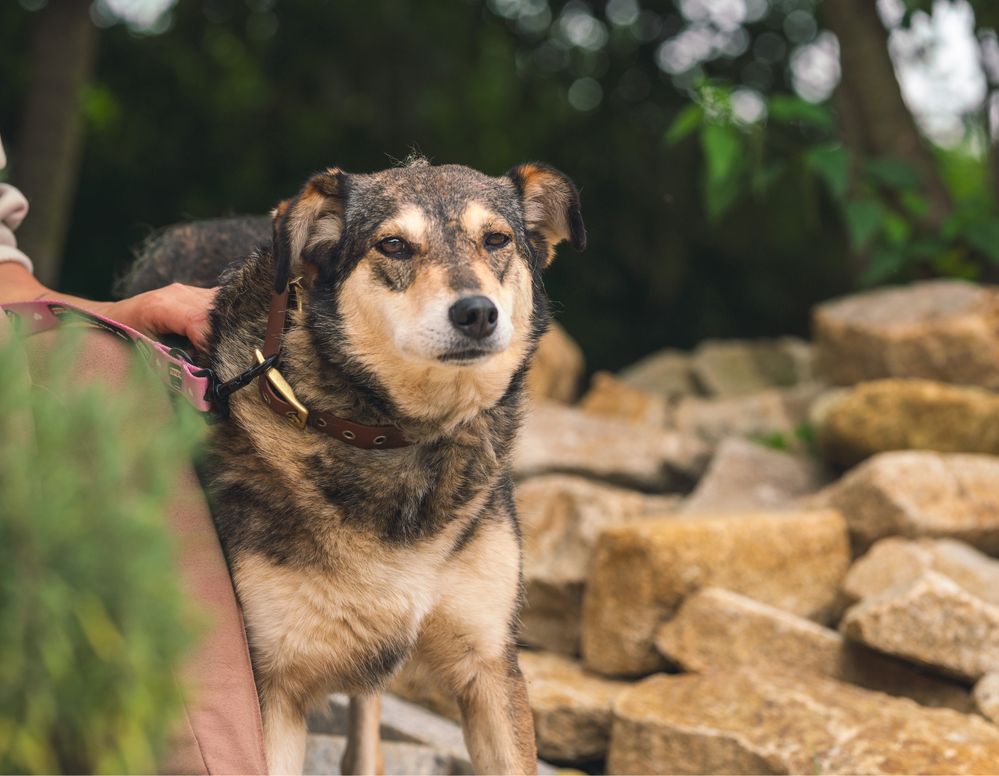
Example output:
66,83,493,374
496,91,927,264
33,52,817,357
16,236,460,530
272,167,348,292
505,162,586,267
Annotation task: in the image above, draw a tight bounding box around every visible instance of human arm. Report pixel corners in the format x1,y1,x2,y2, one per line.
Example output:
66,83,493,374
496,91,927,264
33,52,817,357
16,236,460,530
0,263,217,351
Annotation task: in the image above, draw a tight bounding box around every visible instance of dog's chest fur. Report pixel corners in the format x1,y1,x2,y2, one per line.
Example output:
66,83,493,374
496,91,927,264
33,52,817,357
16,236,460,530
231,533,450,702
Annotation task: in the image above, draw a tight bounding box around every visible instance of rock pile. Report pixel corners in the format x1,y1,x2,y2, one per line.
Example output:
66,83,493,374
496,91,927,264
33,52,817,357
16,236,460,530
311,280,999,774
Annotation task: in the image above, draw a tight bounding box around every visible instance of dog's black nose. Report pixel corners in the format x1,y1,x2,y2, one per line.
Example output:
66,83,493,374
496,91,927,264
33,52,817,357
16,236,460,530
449,296,498,340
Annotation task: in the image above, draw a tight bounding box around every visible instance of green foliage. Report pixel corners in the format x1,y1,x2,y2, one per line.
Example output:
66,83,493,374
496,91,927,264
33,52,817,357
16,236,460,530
0,330,202,774
669,81,999,286
749,423,817,457
668,83,834,222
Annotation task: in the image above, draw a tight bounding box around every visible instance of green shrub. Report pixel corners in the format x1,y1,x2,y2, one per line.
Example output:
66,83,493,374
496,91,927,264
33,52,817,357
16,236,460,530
0,329,203,773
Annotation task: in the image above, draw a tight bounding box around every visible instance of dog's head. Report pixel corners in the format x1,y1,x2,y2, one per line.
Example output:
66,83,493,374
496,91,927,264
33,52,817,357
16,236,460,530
271,159,585,426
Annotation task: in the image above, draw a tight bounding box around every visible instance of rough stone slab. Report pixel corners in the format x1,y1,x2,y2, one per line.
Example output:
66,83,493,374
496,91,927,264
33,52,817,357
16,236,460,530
814,379,999,466
616,348,696,398
671,384,822,447
690,337,813,397
811,450,999,553
843,537,999,608
681,437,828,513
578,371,669,425
974,673,999,724
581,510,850,676
304,734,454,775
654,587,971,711
841,570,999,682
813,279,999,389
514,400,710,491
526,322,584,403
520,650,629,762
517,475,680,654
607,670,999,775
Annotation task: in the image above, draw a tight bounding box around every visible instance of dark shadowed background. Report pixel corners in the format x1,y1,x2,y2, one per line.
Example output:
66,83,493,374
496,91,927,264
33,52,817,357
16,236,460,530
2,0,998,370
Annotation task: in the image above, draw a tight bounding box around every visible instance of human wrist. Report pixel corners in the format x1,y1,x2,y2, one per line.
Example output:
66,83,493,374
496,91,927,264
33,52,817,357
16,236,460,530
0,245,34,275
0,261,47,303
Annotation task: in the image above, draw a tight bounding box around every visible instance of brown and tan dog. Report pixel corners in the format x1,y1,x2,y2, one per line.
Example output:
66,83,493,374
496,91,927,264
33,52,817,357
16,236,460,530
202,158,584,774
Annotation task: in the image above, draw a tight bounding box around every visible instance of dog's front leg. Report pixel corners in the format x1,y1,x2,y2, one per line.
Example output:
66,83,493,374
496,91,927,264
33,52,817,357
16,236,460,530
340,694,384,775
418,519,537,775
260,691,308,775
455,651,536,775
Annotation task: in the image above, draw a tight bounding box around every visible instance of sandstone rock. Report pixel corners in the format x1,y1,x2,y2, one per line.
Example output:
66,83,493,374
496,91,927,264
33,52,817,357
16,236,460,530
690,337,813,397
578,372,669,425
814,379,999,466
616,348,696,397
813,279,999,389
843,537,999,608
520,651,629,763
514,400,710,491
517,475,679,654
681,437,828,513
673,380,823,449
581,510,849,676
841,570,999,682
974,673,999,724
654,587,971,711
812,451,999,553
525,322,584,403
607,670,999,775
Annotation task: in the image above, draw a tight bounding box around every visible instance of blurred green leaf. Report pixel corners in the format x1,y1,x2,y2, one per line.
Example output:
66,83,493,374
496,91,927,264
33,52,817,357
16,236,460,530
701,122,742,184
767,96,835,131
963,218,999,263
860,247,906,286
701,122,744,220
665,103,704,146
752,161,787,196
882,211,912,246
805,144,850,200
844,198,884,250
867,157,921,191
900,190,929,218
932,246,980,280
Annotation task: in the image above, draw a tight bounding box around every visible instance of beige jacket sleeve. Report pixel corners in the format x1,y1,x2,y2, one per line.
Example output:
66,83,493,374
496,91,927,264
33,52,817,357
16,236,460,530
0,136,34,274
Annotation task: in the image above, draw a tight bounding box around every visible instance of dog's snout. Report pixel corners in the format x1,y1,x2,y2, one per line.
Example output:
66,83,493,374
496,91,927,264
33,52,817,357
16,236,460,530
448,295,498,340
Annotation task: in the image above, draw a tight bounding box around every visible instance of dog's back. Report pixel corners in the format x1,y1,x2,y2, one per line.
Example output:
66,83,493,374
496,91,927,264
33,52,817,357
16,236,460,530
117,215,269,297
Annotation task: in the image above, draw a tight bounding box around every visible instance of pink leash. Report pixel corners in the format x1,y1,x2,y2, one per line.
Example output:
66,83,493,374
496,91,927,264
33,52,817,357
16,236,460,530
2,299,215,413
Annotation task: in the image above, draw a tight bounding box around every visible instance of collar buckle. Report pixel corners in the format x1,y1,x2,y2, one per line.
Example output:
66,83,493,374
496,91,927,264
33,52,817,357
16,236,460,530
255,348,309,429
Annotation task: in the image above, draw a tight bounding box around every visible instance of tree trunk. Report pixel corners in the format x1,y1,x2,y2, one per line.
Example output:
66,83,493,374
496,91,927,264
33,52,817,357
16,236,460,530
14,0,98,286
820,0,952,225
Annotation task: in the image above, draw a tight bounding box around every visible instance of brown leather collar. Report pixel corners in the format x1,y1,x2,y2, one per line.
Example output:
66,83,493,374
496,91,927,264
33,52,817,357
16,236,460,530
255,279,411,449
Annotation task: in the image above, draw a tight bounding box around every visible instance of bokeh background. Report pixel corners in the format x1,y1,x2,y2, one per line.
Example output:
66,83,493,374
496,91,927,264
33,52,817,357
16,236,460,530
2,0,998,370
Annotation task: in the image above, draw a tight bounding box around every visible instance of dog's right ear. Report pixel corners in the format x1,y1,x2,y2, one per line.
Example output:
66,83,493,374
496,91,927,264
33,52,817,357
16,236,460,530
271,167,347,292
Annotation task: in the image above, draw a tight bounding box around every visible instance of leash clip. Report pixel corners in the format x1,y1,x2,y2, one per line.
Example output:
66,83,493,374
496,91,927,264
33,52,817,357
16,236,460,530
197,352,280,419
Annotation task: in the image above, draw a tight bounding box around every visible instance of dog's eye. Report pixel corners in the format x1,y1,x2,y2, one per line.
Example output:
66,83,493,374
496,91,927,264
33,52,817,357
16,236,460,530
376,236,412,259
484,232,511,249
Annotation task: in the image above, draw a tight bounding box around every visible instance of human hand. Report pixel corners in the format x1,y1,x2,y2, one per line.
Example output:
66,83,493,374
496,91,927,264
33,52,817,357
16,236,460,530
100,283,218,351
